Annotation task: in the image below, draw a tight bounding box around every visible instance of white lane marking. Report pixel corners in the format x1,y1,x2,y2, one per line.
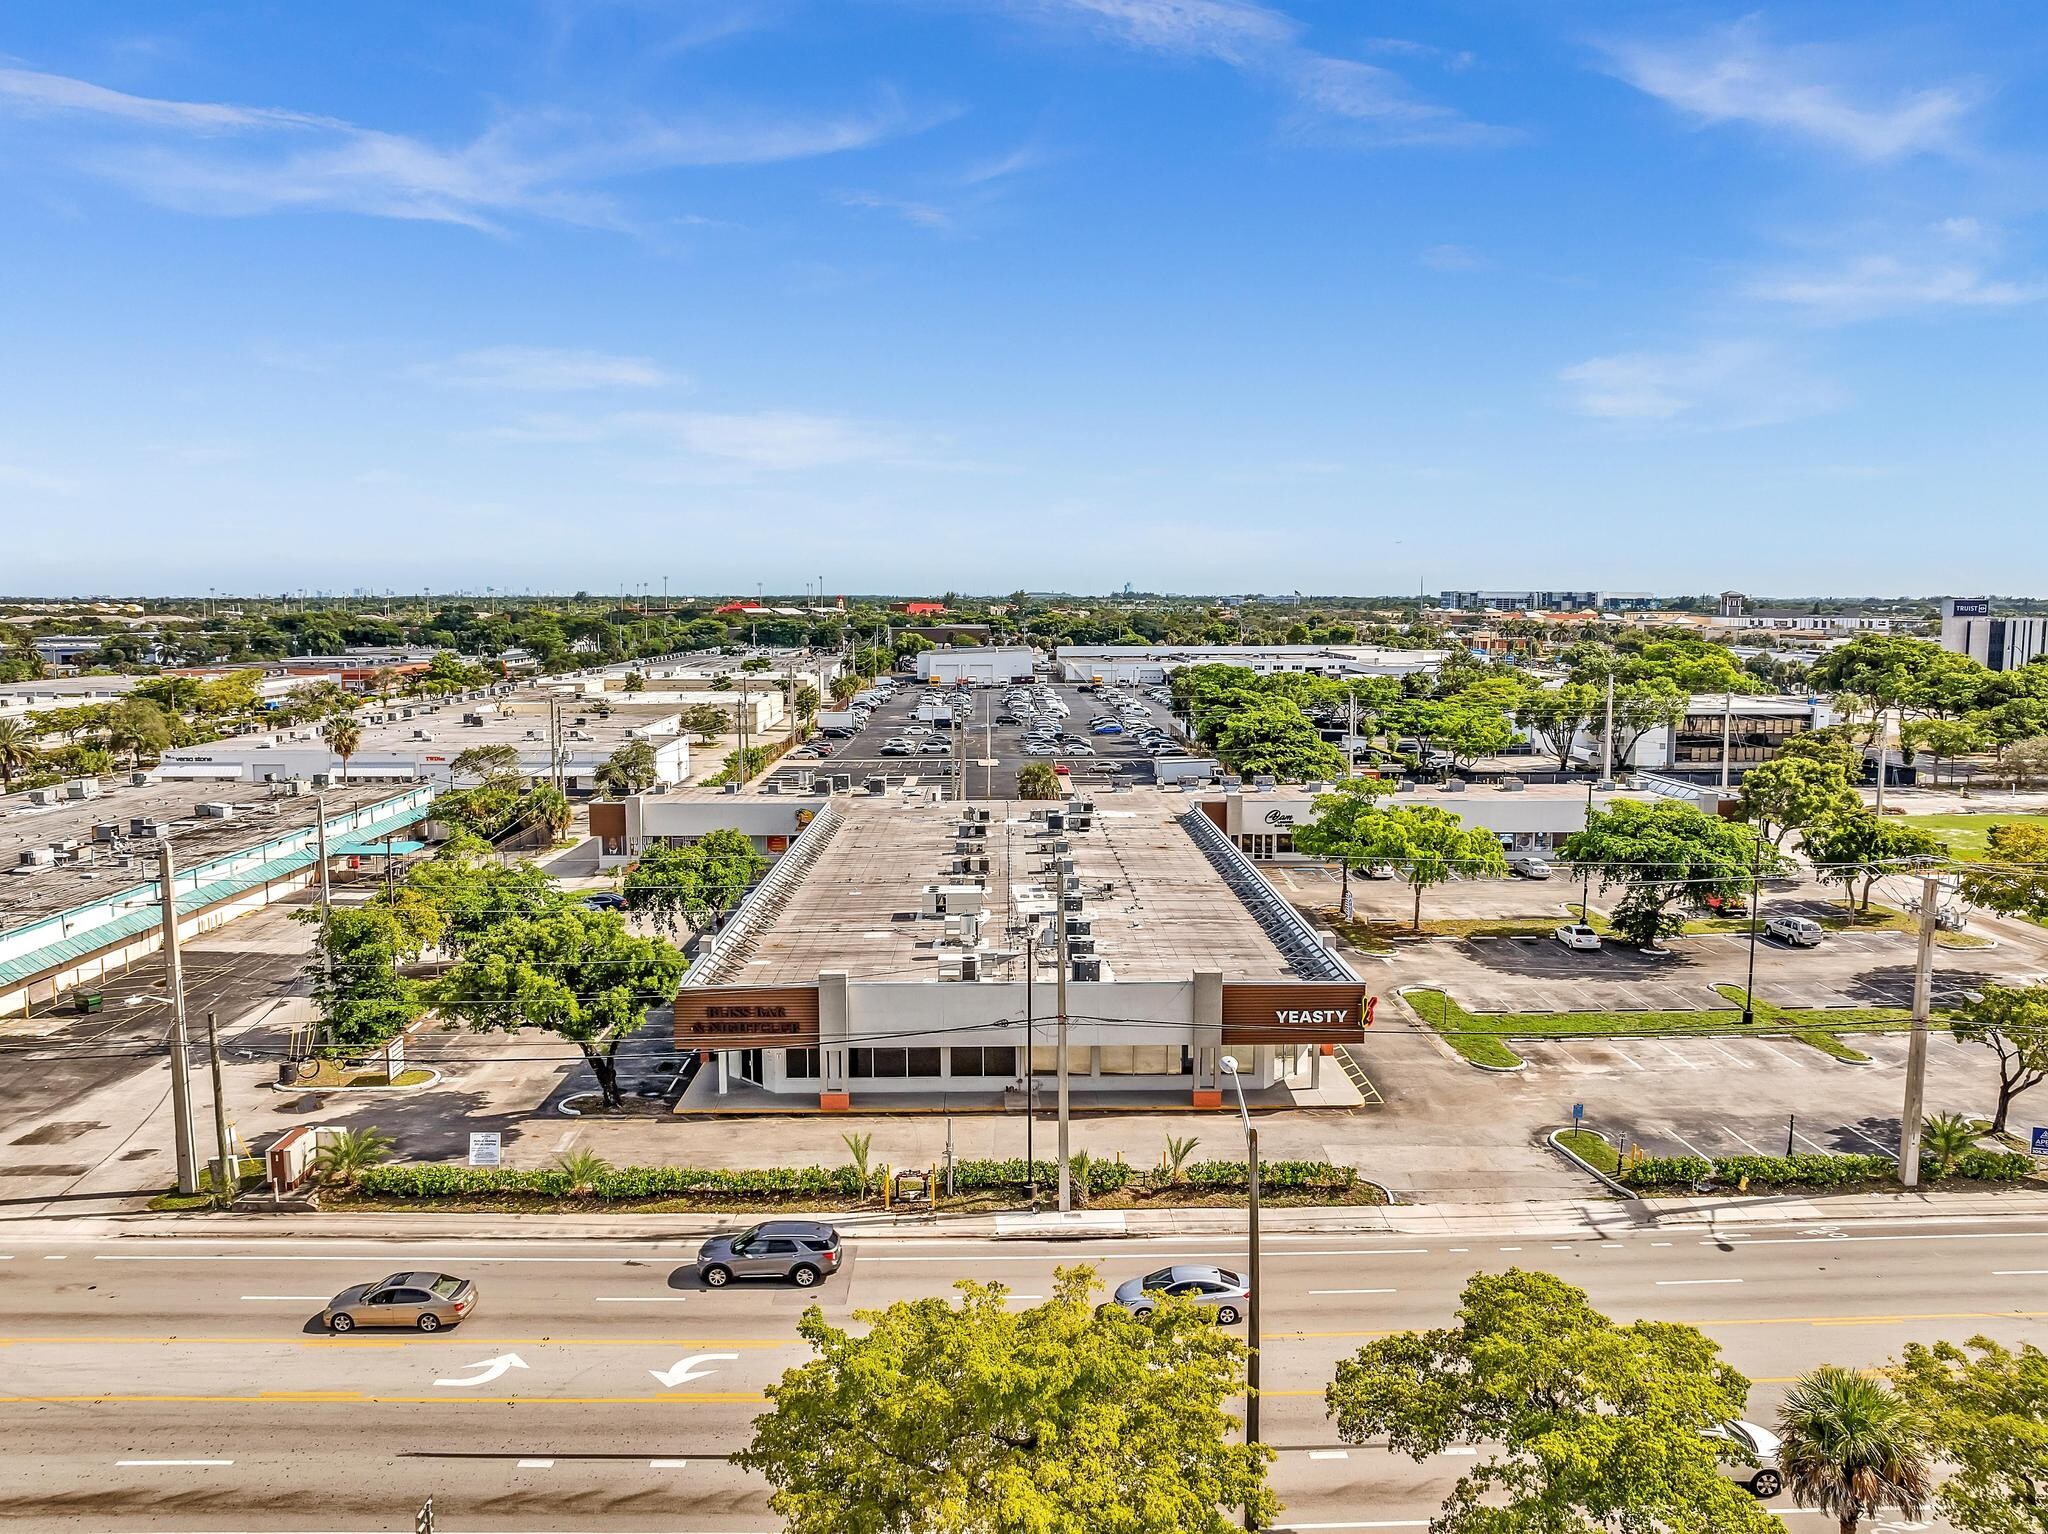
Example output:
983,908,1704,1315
436,1354,529,1388
1993,1269,2048,1275
1440,1447,1479,1456
42,1254,66,1261
0,1255,13,1261
1721,1125,1766,1154
1709,1231,2048,1249
1309,1289,1395,1296
1447,1247,1468,1253
594,1296,689,1303
116,1459,232,1467
240,1295,328,1301
1652,1241,1673,1247
1498,1246,1522,1252
1662,1125,1715,1159
649,1459,690,1468
1656,1278,1744,1286
516,1459,554,1469
1306,1449,1348,1460
1841,1123,1898,1155
860,1248,1430,1263
1550,1245,1572,1251
651,1352,739,1388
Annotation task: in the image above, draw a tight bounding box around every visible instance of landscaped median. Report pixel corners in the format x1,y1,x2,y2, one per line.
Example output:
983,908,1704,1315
1403,984,1909,1070
325,1156,1386,1214
1550,1132,2037,1195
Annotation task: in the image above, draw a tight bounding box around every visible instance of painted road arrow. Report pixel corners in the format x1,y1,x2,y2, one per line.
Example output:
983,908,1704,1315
649,1352,739,1388
434,1354,530,1388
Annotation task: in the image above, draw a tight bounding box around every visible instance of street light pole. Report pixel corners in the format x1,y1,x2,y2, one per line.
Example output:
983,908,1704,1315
1740,828,1763,1028
156,843,201,1197
1024,922,1038,1211
1055,889,1072,1214
1220,1055,1262,1531
1900,873,1940,1187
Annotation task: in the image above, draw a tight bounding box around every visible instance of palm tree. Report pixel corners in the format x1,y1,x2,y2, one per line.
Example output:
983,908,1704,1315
310,1127,394,1189
321,714,363,782
1018,761,1064,800
555,1149,611,1196
621,671,646,694
0,717,41,792
841,1131,875,1199
1777,1365,1933,1534
1160,1134,1200,1186
1918,1112,1977,1177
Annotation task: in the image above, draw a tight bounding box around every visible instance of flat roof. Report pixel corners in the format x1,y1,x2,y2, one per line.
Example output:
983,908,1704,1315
693,789,1308,987
168,689,684,761
0,778,414,929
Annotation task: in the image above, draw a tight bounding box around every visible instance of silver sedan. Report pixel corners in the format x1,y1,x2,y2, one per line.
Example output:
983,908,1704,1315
1106,1265,1249,1324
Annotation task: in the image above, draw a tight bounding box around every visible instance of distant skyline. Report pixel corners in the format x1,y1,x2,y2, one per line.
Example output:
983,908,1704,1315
3,2,2046,594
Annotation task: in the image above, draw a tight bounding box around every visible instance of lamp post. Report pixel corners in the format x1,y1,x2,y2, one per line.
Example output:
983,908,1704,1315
1740,828,1764,1028
1219,1054,1262,1531
1024,919,1039,1211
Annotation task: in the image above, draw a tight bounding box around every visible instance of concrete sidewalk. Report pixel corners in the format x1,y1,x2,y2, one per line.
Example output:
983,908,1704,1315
7,1188,2047,1245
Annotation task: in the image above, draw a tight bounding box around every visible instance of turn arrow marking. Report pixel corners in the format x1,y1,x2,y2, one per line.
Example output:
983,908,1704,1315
650,1352,739,1388
435,1354,530,1388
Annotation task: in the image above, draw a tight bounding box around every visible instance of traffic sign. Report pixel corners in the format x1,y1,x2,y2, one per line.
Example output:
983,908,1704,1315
468,1131,501,1167
1572,1102,1585,1125
2032,1127,2048,1156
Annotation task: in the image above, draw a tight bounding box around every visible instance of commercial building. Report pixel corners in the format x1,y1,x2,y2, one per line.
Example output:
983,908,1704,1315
1,676,142,721
590,790,818,866
1940,598,2048,672
1438,591,1659,613
1055,644,1445,685
1196,779,1695,860
917,646,1040,686
673,790,1368,1109
0,777,431,1019
155,688,690,791
1568,694,1835,775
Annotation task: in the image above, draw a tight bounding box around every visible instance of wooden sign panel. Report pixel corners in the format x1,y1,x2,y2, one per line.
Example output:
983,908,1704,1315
1220,982,1371,1045
675,986,821,1048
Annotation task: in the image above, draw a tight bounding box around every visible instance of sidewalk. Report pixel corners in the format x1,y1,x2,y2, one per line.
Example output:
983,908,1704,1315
7,1189,2047,1245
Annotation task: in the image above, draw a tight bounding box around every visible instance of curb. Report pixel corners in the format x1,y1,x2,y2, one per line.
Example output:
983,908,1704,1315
1396,986,1525,1073
268,1067,444,1096
1546,1126,1632,1198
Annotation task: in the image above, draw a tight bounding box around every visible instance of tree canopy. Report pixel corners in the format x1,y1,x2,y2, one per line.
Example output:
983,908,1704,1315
738,1265,1276,1534
1326,1268,1776,1534
1950,983,2048,1135
1890,1336,2048,1534
622,829,767,936
1735,755,1861,847
1959,818,2048,922
1801,810,1941,912
1562,799,1770,948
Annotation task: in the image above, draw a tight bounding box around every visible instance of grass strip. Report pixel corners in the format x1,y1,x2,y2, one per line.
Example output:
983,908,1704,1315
1555,1128,1619,1175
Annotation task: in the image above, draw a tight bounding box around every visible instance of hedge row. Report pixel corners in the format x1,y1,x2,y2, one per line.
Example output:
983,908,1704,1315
1615,1149,2033,1192
354,1156,1362,1202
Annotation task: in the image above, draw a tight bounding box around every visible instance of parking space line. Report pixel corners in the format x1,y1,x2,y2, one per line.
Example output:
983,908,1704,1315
1792,1127,1831,1153
1719,1125,1765,1154
1661,1125,1715,1160
1841,1124,1898,1156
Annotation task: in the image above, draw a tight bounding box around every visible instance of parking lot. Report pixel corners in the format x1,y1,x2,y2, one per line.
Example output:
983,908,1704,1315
765,677,1192,798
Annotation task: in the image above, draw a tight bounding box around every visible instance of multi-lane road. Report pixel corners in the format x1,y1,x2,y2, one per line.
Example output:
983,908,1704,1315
2,1216,2043,1531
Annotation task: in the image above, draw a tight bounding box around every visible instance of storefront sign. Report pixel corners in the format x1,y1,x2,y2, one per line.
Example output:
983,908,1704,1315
1221,982,1373,1044
675,986,821,1047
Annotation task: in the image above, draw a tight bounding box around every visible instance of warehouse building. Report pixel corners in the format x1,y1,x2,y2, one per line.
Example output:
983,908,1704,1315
916,646,1041,686
1054,644,1445,685
0,777,432,1019
673,790,1370,1109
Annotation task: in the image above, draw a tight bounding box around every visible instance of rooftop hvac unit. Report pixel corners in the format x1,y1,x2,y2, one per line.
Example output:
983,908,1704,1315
961,951,981,981
1498,778,1527,792
1071,955,1101,982
27,787,62,806
65,778,99,800
952,857,971,875
525,729,542,740
1055,857,1075,874
1049,838,1070,855
310,772,332,788
1065,917,1092,937
69,846,96,865
129,817,167,838
92,822,120,843
130,772,150,787
1063,894,1084,913
197,802,236,819
18,848,55,867
1046,811,1065,831
976,856,990,874
1441,780,1466,792
412,730,433,741
955,840,974,856
1066,934,1095,956
1072,800,1095,815
832,774,852,793
1063,875,1081,893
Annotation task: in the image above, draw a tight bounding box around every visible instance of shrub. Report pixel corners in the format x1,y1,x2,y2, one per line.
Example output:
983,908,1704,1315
1947,1149,2032,1183
1617,1151,1903,1192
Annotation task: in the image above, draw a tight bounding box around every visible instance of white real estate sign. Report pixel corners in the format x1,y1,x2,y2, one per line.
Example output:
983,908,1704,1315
468,1132,502,1167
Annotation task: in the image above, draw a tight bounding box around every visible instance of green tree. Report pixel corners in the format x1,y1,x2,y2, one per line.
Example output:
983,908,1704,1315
1950,983,2048,1135
738,1266,1276,1534
1960,819,2048,923
1901,716,1991,785
1562,799,1770,948
0,716,42,791
1919,1111,1978,1177
596,738,657,797
1326,1268,1775,1534
402,834,564,954
1377,803,1509,931
682,702,731,745
311,1127,394,1189
620,671,646,693
1214,699,1346,781
1811,634,1993,722
303,901,441,1054
522,782,574,840
1017,761,1064,800
1802,810,1941,912
622,829,768,936
1776,1365,1933,1534
1736,755,1862,847
449,743,523,786
320,714,363,779
436,905,686,1109
1890,1336,2048,1534
104,697,173,766
1602,679,1689,767
1291,776,1397,907
1518,682,1601,772
1430,701,1515,768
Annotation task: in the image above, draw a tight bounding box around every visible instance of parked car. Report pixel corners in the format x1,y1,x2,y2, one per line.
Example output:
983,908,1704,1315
579,891,627,911
1053,764,1071,776
1510,856,1553,880
324,1271,477,1332
1092,723,1124,735
1765,915,1824,947
918,740,952,755
1553,923,1602,951
1704,1420,1784,1499
1105,1265,1249,1325
696,1221,843,1288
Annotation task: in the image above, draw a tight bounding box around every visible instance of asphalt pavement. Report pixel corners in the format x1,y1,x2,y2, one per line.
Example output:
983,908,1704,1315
0,1217,2039,1530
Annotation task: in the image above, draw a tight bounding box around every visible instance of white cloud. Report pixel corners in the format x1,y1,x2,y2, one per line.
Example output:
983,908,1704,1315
1419,242,1488,271
1938,215,1989,244
0,66,924,230
834,190,958,233
429,346,672,391
1013,0,1507,147
1746,255,2045,320
1599,22,1977,160
1558,340,1840,429
490,407,928,472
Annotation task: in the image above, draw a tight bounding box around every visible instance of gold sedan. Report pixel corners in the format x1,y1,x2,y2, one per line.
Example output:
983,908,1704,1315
323,1271,477,1333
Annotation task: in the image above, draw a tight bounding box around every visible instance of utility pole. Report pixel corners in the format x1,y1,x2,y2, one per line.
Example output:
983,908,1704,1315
314,793,332,925
1719,692,1734,791
1598,671,1615,784
156,844,201,1196
1055,889,1073,1213
205,1010,237,1202
1873,706,1890,814
1899,873,1940,1187
1024,922,1038,1210
1346,690,1358,779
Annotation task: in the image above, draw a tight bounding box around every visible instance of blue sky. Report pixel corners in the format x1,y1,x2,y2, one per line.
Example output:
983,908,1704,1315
2,1,2044,598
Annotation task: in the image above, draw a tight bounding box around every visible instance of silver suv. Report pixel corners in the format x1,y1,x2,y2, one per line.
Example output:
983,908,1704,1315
696,1220,843,1289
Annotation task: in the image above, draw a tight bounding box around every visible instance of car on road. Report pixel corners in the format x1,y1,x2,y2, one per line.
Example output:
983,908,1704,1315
1764,915,1824,947
1705,1420,1783,1498
1105,1265,1249,1324
1510,856,1553,879
1553,922,1602,951
1053,764,1070,776
579,891,627,911
696,1220,843,1288
324,1271,476,1332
